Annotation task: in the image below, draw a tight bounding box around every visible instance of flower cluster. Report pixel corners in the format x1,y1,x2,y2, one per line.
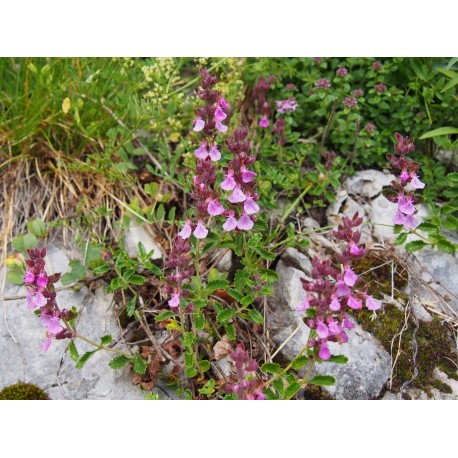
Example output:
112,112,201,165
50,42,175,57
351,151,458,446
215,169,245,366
24,248,72,351
342,97,358,109
372,60,382,71
164,236,195,310
275,97,299,114
296,213,381,360
221,127,259,231
336,67,349,77
224,344,265,400
365,122,376,133
353,88,364,98
252,76,275,128
375,83,387,93
315,78,331,90
385,133,425,229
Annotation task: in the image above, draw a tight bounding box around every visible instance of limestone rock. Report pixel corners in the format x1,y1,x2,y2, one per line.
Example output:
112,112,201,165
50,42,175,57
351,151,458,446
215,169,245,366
124,221,164,261
345,169,396,199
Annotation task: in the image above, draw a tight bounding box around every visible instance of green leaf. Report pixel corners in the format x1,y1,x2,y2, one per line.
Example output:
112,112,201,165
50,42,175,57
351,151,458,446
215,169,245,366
245,308,264,324
253,246,276,261
224,323,237,340
258,268,279,283
437,239,456,254
185,366,198,378
216,309,236,323
7,270,25,285
446,57,458,70
285,381,302,399
199,360,211,373
416,222,439,234
272,378,284,395
27,218,46,237
261,362,282,374
12,235,25,252
395,232,408,245
109,355,131,369
61,259,86,285
234,269,249,290
292,355,309,370
156,204,165,221
182,332,196,349
444,215,458,230
194,312,205,330
205,279,229,293
129,274,145,285
308,375,336,386
420,127,458,139
92,264,112,275
405,240,429,252
23,233,38,250
226,288,244,302
198,379,215,396
240,296,254,307
144,261,162,276
126,296,137,318
133,356,148,375
155,310,175,321
100,334,113,345
75,350,98,369
326,355,349,364
264,388,278,400
447,172,458,183
441,76,458,92
68,341,79,362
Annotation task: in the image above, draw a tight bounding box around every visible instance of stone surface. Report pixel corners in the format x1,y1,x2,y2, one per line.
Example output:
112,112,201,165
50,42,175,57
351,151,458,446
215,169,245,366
283,247,312,275
124,221,164,261
345,169,396,199
215,249,233,272
0,242,175,400
270,260,391,400
437,149,458,170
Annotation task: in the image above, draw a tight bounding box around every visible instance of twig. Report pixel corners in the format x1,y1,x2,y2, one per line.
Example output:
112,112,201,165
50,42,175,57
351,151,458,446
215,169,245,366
318,99,337,160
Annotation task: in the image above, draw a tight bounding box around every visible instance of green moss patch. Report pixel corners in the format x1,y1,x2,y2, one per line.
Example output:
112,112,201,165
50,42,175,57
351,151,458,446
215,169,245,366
0,382,50,400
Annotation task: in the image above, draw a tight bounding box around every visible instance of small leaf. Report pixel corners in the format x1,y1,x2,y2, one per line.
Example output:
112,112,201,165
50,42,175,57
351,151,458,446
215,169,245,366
194,312,205,330
240,295,254,307
133,356,147,375
206,279,229,293
23,233,38,250
199,360,211,373
226,288,244,302
75,350,98,369
285,381,302,399
326,355,349,364
253,246,276,261
261,362,282,374
405,240,429,252
420,127,458,139
395,232,407,245
291,355,309,370
100,334,113,345
437,239,456,254
27,218,46,237
444,215,458,230
12,235,25,252
129,274,145,285
126,296,137,318
155,310,175,321
7,270,25,285
68,341,79,362
216,309,236,323
245,308,264,324
416,222,439,234
308,375,336,386
109,355,131,369
272,378,284,395
199,379,215,396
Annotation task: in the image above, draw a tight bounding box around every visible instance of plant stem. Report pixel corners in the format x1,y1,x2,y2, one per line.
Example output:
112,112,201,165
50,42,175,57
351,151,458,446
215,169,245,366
73,332,131,358
279,184,312,225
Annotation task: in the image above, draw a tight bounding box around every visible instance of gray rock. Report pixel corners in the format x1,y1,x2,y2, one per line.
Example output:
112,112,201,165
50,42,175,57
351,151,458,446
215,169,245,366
345,169,396,199
273,260,309,312
215,249,232,272
124,221,164,261
437,149,458,170
283,247,312,275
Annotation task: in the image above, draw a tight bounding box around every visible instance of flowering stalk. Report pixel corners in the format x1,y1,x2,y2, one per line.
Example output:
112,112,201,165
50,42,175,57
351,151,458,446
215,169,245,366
385,133,425,230
296,212,381,360
252,76,275,128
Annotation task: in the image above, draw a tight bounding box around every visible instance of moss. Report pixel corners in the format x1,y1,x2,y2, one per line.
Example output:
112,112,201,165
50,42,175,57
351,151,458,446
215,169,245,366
0,382,50,400
351,253,458,395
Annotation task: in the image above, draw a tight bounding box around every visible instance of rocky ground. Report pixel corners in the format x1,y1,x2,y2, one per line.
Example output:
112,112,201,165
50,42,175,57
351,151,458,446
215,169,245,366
1,169,457,400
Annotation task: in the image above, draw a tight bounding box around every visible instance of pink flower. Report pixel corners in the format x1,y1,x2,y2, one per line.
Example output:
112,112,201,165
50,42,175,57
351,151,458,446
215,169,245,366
372,61,382,71
259,115,269,128
194,141,209,159
228,187,247,203
328,320,342,335
42,336,52,351
343,267,358,287
193,117,205,132
216,120,228,133
342,97,358,109
241,167,257,183
344,318,355,329
349,240,364,256
398,196,415,215
366,295,382,311
317,322,329,339
221,173,236,191
168,292,180,308
410,174,425,190
193,221,209,239
178,220,192,239
41,312,63,335
219,98,230,109
336,67,348,77
336,279,351,297
27,291,47,310
237,214,254,231
353,88,364,97
319,343,331,360
403,214,418,229
375,83,387,93
296,296,311,311
329,295,341,311
315,78,331,89
37,273,48,287
244,196,260,215
209,145,221,161
214,107,227,122
347,295,362,309
222,215,238,231
24,271,35,284
365,123,376,133
207,199,225,216
400,169,409,181
394,211,406,226
275,98,299,114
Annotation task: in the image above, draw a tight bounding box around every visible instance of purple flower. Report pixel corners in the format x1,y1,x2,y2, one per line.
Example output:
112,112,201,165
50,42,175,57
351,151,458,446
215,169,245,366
400,168,409,181
37,273,48,287
365,122,376,133
228,187,247,203
375,83,387,93
319,343,331,360
216,120,228,133
241,167,257,183
244,196,260,215
342,97,358,109
353,88,364,97
410,174,425,190
41,312,63,335
403,214,418,229
42,337,52,352
398,196,415,215
259,115,269,128
221,174,236,191
194,141,209,159
316,322,329,339
207,199,225,216
313,58,323,64
275,98,299,114
222,215,238,231
209,144,221,161
328,320,341,335
219,98,230,109
372,61,382,71
215,107,227,122
27,291,47,310
296,296,311,311
344,318,355,329
315,78,331,89
24,271,35,284
336,279,351,297
366,295,382,311
237,214,254,231
178,220,192,239
329,295,341,311
193,221,209,239
349,240,364,256
394,211,406,226
343,267,358,287
168,292,180,308
193,117,205,132
347,295,362,309
336,67,348,77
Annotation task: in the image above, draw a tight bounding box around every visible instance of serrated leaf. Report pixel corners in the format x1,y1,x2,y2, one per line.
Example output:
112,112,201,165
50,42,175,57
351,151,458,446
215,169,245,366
12,235,25,252
437,239,456,254
182,332,196,349
126,296,137,318
100,334,113,345
444,215,458,230
272,378,284,394
224,323,237,340
75,350,98,369
395,232,408,245
198,379,215,396
206,279,229,293
68,341,79,362
447,172,458,183
253,246,276,261
217,309,236,323
258,268,279,283
92,264,112,275
308,375,336,386
227,288,244,302
326,355,349,364
292,355,309,370
264,388,278,400
240,295,254,307
261,362,282,374
234,269,249,290
185,366,198,378
245,308,264,324
285,381,302,399
199,360,211,373
109,355,131,369
23,233,38,250
194,312,205,330
416,222,439,234
129,274,145,285
144,261,162,276
133,356,147,374
27,218,46,238
405,240,429,252
155,310,175,321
